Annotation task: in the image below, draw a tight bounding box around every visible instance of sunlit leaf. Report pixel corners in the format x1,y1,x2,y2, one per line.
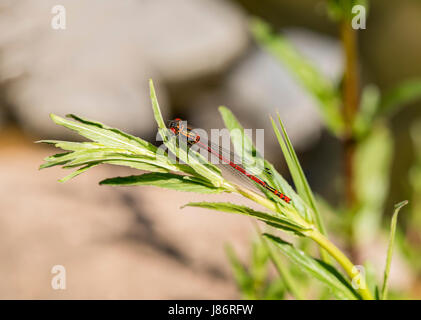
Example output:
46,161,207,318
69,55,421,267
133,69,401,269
265,234,360,300
39,144,175,174
258,230,304,299
37,140,104,151
271,115,327,240
38,114,191,180
100,172,226,194
149,79,224,187
381,200,408,300
51,114,156,156
58,163,99,183
182,202,308,233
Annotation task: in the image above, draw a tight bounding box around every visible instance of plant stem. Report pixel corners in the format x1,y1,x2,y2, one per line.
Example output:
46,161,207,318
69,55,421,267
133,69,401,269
308,229,373,300
340,19,360,207
236,184,373,300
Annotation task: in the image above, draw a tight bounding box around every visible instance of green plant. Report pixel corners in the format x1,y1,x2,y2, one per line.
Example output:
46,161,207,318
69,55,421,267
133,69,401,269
38,78,412,299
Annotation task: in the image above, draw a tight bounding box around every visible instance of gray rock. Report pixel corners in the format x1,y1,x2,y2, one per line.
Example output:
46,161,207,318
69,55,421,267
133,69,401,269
189,28,343,151
133,0,248,83
0,0,248,138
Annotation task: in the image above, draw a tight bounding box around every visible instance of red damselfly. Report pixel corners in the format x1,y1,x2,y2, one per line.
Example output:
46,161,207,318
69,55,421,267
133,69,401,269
168,118,291,203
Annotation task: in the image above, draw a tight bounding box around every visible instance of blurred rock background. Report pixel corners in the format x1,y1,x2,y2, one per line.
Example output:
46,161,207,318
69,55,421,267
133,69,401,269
0,0,420,298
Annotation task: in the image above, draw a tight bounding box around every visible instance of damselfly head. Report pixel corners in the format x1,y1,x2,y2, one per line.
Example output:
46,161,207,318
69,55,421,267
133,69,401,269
168,118,201,146
168,118,183,134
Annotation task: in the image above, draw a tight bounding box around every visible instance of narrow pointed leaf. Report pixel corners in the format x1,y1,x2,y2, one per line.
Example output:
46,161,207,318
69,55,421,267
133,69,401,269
149,79,224,187
100,160,170,173
39,139,189,174
264,234,360,300
100,172,226,194
218,106,265,170
277,115,326,233
381,200,408,300
58,163,99,182
271,116,327,238
182,202,307,232
50,114,155,156
37,140,103,151
149,79,167,131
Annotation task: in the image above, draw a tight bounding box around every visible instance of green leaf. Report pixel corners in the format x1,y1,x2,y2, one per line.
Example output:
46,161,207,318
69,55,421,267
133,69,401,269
58,163,99,183
218,106,265,170
149,79,167,131
381,200,408,300
50,114,156,156
271,115,327,238
264,234,360,300
258,231,304,299
39,147,174,174
149,79,224,187
101,160,173,172
39,124,193,179
182,202,308,233
379,79,421,116
40,148,127,167
40,81,220,183
100,172,226,194
251,18,344,136
37,140,104,151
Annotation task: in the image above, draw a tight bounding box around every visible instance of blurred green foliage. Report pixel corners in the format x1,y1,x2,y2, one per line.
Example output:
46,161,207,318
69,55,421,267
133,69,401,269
226,242,286,300
228,0,421,300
